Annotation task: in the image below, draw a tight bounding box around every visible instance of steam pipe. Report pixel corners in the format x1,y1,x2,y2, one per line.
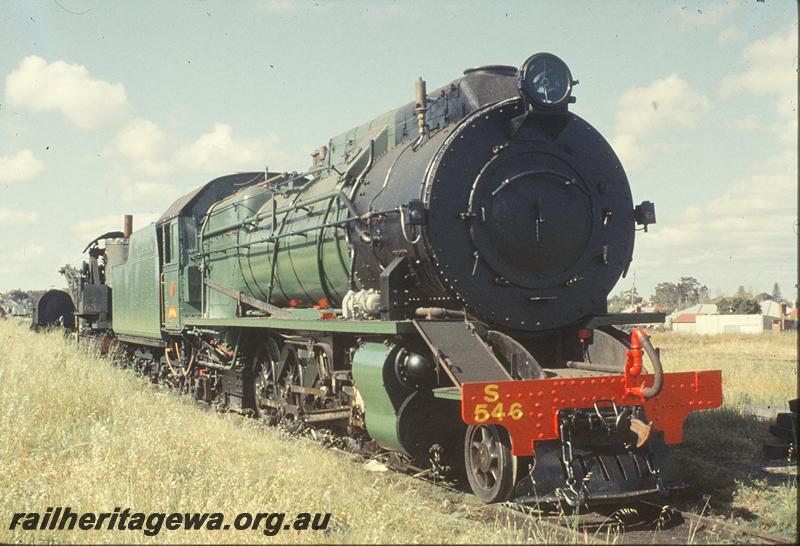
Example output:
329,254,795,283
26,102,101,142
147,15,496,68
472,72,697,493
640,335,664,399
415,307,467,319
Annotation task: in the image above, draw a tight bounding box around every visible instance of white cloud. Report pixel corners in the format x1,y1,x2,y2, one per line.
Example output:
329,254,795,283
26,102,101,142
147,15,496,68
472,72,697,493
0,208,39,226
114,120,281,176
720,27,797,146
612,74,709,171
5,55,129,130
114,118,172,175
720,28,797,99
717,27,744,45
257,0,300,15
11,244,45,263
730,114,763,131
174,123,274,172
0,245,46,275
0,243,57,286
0,149,46,184
121,180,179,203
627,149,797,295
615,74,709,135
674,2,738,29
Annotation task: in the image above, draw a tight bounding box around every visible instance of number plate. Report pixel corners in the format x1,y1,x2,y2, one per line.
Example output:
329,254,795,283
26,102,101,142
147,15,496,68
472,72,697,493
461,371,722,456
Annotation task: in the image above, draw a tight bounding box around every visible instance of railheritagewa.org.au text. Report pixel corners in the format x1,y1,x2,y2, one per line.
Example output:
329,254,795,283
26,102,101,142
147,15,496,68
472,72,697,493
9,507,331,536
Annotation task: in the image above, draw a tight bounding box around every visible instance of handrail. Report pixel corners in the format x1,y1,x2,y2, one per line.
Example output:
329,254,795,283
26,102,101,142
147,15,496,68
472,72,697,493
194,206,398,259
202,189,364,239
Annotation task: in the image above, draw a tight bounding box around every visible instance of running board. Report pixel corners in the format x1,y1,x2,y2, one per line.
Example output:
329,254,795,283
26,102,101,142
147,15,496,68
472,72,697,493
413,320,512,385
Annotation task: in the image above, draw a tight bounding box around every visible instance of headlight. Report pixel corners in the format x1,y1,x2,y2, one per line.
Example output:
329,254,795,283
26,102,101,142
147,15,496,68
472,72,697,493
518,53,573,108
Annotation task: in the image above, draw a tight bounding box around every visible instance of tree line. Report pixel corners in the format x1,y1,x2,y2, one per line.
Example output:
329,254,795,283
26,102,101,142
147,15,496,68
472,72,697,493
608,277,790,315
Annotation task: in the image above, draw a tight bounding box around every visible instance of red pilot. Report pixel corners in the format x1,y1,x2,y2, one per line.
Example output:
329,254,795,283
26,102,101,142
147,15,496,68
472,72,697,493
461,328,723,505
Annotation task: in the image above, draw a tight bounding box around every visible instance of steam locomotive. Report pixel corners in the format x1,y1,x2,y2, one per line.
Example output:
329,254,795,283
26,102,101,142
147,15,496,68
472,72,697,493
62,52,722,505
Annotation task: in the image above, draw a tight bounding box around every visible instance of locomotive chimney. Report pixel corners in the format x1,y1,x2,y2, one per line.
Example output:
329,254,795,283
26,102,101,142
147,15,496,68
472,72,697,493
123,214,133,238
415,77,428,140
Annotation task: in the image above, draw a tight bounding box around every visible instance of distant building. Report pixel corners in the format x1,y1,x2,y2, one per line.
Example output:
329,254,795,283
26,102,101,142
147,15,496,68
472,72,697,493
670,299,796,334
3,301,31,316
694,314,777,334
666,303,718,328
672,313,699,333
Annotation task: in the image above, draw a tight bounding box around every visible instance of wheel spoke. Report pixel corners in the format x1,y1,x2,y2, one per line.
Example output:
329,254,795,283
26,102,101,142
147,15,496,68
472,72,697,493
470,447,481,462
476,470,488,488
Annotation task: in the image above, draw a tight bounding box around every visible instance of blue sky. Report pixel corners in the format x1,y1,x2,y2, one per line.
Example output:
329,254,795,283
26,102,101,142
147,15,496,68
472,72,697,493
0,0,797,301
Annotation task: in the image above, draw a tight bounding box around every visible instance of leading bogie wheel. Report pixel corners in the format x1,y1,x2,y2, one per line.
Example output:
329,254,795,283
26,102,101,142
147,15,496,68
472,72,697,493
464,424,516,503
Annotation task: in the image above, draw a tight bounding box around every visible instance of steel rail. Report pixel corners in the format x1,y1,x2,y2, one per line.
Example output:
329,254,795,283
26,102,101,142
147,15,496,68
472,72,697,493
637,500,796,545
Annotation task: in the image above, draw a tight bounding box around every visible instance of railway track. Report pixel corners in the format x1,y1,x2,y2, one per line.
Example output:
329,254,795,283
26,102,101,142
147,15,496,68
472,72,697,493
481,493,796,544
322,431,795,544
327,432,794,544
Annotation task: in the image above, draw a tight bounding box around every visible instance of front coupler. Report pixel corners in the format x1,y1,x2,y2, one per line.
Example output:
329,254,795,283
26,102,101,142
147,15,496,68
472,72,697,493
514,401,668,505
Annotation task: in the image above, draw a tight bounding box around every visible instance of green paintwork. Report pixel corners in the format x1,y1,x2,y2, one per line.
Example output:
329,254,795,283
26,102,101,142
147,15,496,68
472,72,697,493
326,111,395,169
180,215,202,317
432,387,462,401
115,82,443,331
351,341,403,451
255,175,351,307
196,113,398,313
201,185,274,318
111,223,162,340
184,316,414,335
161,219,181,330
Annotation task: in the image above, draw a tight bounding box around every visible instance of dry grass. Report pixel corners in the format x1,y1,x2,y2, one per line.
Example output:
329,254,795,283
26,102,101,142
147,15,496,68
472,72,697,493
0,320,796,543
650,331,797,539
0,319,575,544
651,331,797,407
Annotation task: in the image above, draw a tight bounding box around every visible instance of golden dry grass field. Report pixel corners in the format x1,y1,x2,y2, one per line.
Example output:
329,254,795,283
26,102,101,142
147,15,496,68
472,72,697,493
0,320,542,544
0,319,796,543
649,330,798,539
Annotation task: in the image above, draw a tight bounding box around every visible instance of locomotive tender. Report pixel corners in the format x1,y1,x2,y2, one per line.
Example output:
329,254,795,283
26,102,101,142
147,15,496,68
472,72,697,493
67,53,722,505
